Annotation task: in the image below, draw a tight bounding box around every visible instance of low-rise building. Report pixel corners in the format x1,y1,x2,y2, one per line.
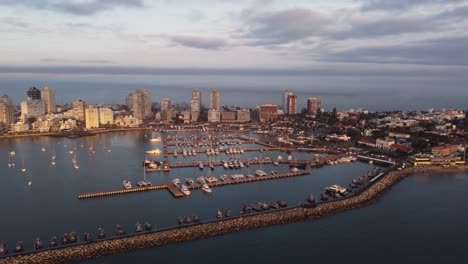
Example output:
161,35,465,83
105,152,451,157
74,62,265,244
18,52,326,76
10,122,29,133
208,109,221,123
432,144,458,157
259,104,278,123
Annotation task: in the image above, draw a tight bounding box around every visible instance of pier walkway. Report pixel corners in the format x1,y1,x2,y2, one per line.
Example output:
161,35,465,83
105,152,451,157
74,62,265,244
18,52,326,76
357,155,396,165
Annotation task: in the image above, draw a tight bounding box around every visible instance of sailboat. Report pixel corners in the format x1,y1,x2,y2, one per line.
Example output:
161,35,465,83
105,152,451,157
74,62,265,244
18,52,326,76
7,155,15,168
51,149,56,166
21,154,27,173
72,153,79,170
27,172,32,187
137,163,152,187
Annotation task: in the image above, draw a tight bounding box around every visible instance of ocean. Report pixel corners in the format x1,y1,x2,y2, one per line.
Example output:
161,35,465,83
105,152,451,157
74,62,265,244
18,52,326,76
0,74,467,111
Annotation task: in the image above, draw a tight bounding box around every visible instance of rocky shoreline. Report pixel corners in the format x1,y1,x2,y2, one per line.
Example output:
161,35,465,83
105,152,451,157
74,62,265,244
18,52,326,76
2,165,467,264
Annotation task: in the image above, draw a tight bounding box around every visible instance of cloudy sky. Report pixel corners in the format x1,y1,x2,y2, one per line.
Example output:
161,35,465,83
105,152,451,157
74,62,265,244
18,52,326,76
0,0,468,77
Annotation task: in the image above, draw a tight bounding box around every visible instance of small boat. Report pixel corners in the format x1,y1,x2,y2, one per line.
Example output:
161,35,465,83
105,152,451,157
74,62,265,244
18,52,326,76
49,236,58,247
205,176,218,183
73,163,79,170
255,170,267,176
198,162,204,170
97,227,105,239
144,222,152,231
116,225,125,236
290,167,300,173
9,151,16,156
270,202,280,209
180,185,191,196
82,232,92,242
14,241,24,253
41,147,46,152
197,176,206,184
185,178,195,185
183,216,192,224
273,161,279,166
259,202,270,210
209,163,214,170
34,238,43,250
307,194,316,203
224,209,232,217
271,171,278,175
146,149,162,155
242,204,252,214
220,175,228,181
172,178,181,186
69,232,77,243
0,242,7,255
223,161,229,169
178,217,184,225
252,204,263,212
123,180,132,189
201,184,212,193
62,233,70,245
320,193,329,201
192,215,200,223
135,222,143,233
216,209,223,219
276,201,288,208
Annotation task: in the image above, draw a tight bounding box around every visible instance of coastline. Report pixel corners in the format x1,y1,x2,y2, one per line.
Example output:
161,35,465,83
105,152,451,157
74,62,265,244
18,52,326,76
2,165,467,264
0,127,152,140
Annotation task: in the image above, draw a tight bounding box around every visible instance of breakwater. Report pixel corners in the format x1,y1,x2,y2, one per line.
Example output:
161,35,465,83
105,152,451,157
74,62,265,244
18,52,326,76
2,165,467,264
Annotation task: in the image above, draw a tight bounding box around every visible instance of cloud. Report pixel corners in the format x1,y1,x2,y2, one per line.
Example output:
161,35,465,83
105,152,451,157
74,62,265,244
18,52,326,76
241,8,331,45
0,0,145,16
360,0,464,11
323,36,468,66
167,35,228,50
0,16,30,27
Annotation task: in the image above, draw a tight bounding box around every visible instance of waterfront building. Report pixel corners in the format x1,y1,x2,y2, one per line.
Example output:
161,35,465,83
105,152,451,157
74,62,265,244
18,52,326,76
27,87,41,100
182,111,191,123
99,107,114,125
85,105,100,129
409,154,465,166
41,86,56,114
307,97,321,116
115,115,141,127
236,109,251,123
161,97,171,112
221,110,236,122
287,95,297,115
432,144,459,157
60,119,77,130
259,104,278,123
72,100,86,122
283,90,293,114
0,95,15,127
210,90,220,111
127,89,152,120
208,109,220,123
10,122,29,133
20,99,46,119
191,89,201,122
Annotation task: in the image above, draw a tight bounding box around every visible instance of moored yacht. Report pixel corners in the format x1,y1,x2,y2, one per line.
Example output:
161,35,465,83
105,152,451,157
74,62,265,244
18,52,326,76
201,184,212,193
172,178,181,186
180,185,191,196
34,238,43,250
185,178,195,185
0,242,7,255
116,225,125,236
135,222,143,233
197,176,206,184
49,236,58,247
149,137,162,142
255,170,267,176
146,149,161,155
123,180,132,189
97,227,105,239
307,194,316,203
216,209,223,219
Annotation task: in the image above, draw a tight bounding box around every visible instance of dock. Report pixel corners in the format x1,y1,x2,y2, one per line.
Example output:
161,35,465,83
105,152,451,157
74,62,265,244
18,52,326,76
78,170,311,200
166,183,184,197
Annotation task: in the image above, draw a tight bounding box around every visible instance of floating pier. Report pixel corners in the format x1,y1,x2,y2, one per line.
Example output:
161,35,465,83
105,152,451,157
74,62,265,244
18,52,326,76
166,183,184,197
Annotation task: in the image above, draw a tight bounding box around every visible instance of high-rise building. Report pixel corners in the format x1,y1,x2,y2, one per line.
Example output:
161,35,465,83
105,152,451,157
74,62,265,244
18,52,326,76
287,95,297,115
20,99,46,119
210,90,220,111
125,94,133,109
128,89,152,120
307,97,321,115
0,95,15,127
161,97,171,112
259,104,278,123
72,100,86,122
99,107,114,125
85,105,100,129
41,86,56,114
208,109,220,123
27,87,41,100
283,90,293,114
191,89,201,122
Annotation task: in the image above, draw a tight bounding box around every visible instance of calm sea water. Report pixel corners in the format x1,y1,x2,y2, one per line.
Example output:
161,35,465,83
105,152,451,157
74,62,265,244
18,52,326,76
0,74,467,111
0,131,466,263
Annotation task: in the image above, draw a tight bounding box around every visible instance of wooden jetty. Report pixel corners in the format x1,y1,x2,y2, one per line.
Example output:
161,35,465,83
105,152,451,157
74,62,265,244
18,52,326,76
166,183,184,197
78,185,167,199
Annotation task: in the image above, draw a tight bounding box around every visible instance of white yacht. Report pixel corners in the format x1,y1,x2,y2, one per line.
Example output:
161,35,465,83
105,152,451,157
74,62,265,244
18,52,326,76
205,176,218,183
198,162,204,169
146,149,162,155
149,137,162,143
173,150,178,157
172,178,181,186
223,161,229,169
273,161,279,166
197,176,206,184
201,184,212,193
277,155,283,161
180,185,191,196
185,178,195,185
325,185,347,195
255,170,267,176
123,180,132,189
290,167,300,173
9,151,16,156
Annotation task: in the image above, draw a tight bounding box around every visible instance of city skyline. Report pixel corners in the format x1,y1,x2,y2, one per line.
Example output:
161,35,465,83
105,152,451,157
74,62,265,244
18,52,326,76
0,0,467,90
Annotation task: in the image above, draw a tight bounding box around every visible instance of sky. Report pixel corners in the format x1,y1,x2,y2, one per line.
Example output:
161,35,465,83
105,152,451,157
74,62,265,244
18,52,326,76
0,0,468,80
